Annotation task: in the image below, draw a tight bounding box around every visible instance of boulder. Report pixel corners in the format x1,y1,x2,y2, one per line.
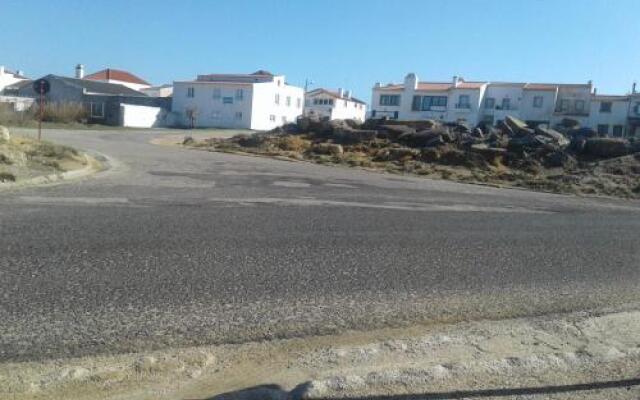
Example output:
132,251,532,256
182,136,194,145
567,127,597,140
332,128,377,144
534,126,570,147
582,138,631,158
0,126,9,142
543,151,576,168
375,147,419,161
379,124,416,140
558,118,581,129
497,120,514,136
311,143,344,156
398,130,443,148
504,115,529,134
235,133,266,148
472,127,484,138
470,143,508,158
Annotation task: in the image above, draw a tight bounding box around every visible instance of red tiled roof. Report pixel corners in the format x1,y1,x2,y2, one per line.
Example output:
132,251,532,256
379,81,486,91
84,69,150,85
307,88,367,105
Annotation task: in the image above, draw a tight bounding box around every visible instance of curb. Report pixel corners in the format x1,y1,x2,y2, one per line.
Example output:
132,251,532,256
0,152,108,190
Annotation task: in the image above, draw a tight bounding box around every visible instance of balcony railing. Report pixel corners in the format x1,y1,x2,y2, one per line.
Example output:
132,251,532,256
455,104,471,110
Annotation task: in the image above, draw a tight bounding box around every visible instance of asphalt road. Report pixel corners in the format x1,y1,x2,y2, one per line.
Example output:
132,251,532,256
1,128,640,362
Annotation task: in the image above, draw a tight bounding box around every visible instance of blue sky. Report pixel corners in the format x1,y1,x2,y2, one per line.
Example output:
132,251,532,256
2,0,639,102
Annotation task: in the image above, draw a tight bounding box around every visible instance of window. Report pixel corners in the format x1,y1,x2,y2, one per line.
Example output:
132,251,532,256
457,95,470,109
90,102,104,118
485,97,495,109
371,110,377,117
211,110,220,119
187,87,195,98
286,96,291,107
234,111,242,120
613,125,624,137
559,99,570,112
597,124,609,135
222,97,233,104
412,96,421,111
329,99,334,105
269,114,276,122
379,95,400,106
275,94,280,105
313,99,319,105
420,96,447,110
212,88,221,99
235,89,243,101
575,100,585,113
297,98,302,108
533,96,543,108
501,98,511,110
600,102,612,113
282,116,287,124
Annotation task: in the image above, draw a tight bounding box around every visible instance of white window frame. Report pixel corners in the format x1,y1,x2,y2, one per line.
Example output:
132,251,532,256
90,102,104,118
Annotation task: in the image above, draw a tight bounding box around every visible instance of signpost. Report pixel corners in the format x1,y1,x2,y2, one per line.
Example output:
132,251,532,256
32,79,50,141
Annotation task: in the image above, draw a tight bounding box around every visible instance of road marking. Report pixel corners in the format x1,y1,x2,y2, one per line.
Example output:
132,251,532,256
272,180,311,188
208,197,552,213
18,196,130,205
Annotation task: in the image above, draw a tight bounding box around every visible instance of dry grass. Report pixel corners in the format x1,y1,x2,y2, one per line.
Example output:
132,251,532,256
0,102,89,127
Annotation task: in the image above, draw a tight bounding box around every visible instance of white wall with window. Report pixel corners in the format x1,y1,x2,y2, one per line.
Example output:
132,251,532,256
520,89,556,124
304,88,366,122
172,72,303,130
588,96,629,137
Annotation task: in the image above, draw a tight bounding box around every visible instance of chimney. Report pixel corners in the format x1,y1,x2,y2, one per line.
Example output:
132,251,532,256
633,82,637,94
594,88,597,95
338,88,344,98
453,76,462,87
404,73,418,90
75,64,84,79
374,82,381,88
345,90,351,99
16,70,24,77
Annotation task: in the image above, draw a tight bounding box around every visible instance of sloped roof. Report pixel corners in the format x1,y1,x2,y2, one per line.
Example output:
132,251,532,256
2,68,28,79
84,68,151,85
592,94,629,102
377,80,487,92
307,88,366,105
49,75,147,96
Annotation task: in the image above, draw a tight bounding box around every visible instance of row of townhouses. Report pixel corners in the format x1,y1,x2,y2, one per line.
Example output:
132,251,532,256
2,64,639,136
370,73,640,137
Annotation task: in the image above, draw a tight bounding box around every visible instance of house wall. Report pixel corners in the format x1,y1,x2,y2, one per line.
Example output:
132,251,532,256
0,68,26,93
141,86,173,97
588,99,629,136
120,104,167,128
304,92,366,121
249,81,304,130
520,90,557,124
172,81,254,129
448,87,485,125
370,88,403,119
85,94,170,125
0,96,35,111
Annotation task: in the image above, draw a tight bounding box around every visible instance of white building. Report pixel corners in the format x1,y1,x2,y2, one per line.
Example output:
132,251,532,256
304,88,367,122
141,84,173,97
81,66,151,91
171,70,304,130
0,66,28,93
370,73,640,137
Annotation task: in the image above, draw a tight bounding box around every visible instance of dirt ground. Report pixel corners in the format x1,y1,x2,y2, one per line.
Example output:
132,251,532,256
3,304,640,400
182,133,640,200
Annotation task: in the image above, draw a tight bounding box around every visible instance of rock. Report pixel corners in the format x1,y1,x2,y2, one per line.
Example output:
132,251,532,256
182,136,194,145
311,143,344,156
385,147,419,161
567,127,597,140
583,138,631,158
535,126,570,147
504,115,529,134
470,143,508,158
420,147,441,162
558,118,581,129
332,128,377,144
398,130,442,148
235,133,266,148
379,124,416,140
497,120,514,136
472,127,484,138
508,135,546,151
281,123,300,134
543,151,577,168
0,126,9,142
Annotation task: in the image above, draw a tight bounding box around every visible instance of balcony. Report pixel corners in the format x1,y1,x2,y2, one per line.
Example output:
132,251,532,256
454,103,471,110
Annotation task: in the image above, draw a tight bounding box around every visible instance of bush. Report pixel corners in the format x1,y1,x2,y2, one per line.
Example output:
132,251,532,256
0,171,16,182
276,136,310,152
40,102,88,123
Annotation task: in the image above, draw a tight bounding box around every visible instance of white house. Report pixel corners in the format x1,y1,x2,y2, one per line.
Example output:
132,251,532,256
141,84,173,97
0,66,28,93
81,66,151,91
171,70,304,130
304,88,366,122
370,73,637,133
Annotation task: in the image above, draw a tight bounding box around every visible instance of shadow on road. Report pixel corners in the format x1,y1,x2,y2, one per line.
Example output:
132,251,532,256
192,377,640,399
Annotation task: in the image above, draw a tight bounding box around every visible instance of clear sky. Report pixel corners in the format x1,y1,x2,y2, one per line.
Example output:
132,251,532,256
2,0,639,102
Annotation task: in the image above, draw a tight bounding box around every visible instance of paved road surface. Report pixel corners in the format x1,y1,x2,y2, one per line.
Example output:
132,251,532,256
1,129,640,361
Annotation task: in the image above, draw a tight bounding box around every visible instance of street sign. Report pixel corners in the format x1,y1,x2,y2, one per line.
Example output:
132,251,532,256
33,79,50,94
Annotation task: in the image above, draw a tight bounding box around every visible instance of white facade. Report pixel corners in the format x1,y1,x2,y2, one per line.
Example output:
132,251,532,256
120,104,167,128
304,88,366,122
171,71,304,130
0,66,27,93
141,85,173,97
370,73,640,137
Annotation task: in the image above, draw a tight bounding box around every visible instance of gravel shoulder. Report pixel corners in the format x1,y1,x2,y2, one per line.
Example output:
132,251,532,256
3,305,640,400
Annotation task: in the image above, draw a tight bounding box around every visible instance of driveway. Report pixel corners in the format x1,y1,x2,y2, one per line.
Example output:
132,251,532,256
1,128,640,361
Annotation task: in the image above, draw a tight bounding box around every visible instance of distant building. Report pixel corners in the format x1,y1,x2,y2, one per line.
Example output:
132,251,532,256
141,84,173,97
370,72,640,137
82,66,152,91
304,88,367,122
172,70,304,130
0,66,28,93
13,74,170,126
